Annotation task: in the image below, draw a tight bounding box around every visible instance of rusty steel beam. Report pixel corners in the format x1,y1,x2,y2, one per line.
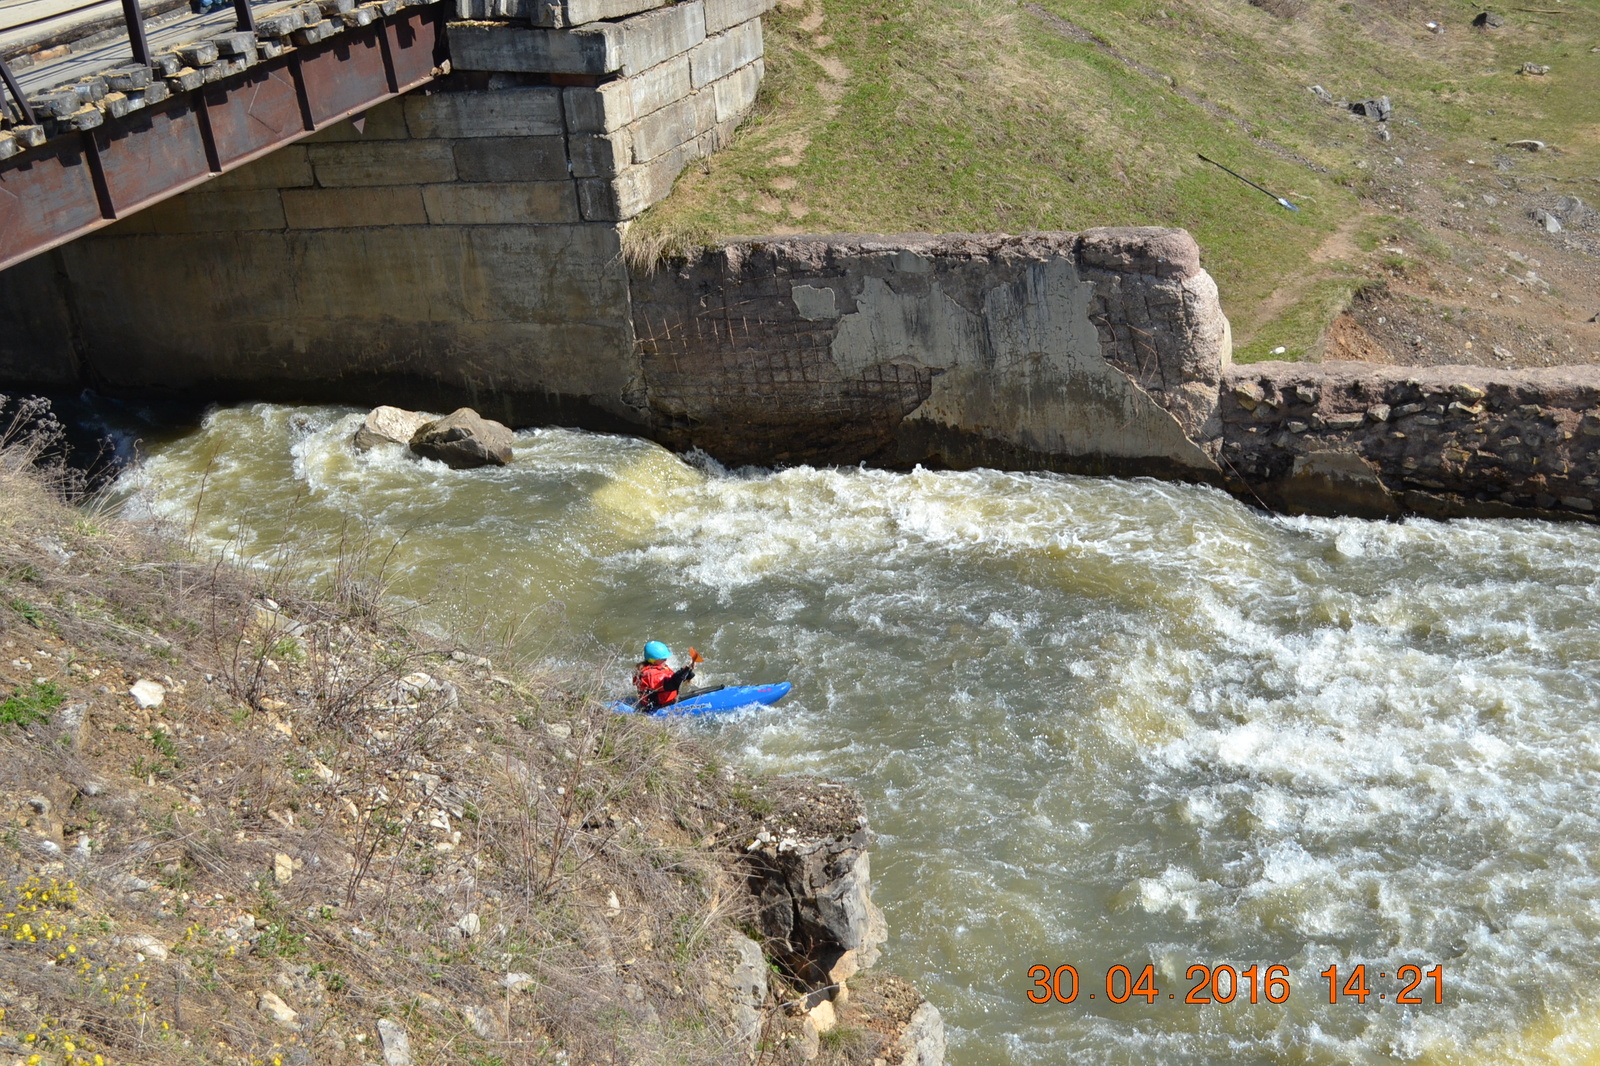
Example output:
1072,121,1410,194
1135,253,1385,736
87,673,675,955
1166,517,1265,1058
0,5,446,275
119,0,153,67
0,55,37,126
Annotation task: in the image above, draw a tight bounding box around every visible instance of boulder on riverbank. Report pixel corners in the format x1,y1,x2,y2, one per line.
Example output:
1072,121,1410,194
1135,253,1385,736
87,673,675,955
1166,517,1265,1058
353,405,430,451
409,408,514,468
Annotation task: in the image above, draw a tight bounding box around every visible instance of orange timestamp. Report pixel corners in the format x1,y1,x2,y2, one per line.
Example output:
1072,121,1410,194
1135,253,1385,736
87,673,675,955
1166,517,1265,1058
1027,963,1445,1005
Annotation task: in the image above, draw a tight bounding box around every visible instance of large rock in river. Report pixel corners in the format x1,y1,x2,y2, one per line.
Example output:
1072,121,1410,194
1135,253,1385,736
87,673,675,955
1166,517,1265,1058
354,406,430,451
409,408,515,469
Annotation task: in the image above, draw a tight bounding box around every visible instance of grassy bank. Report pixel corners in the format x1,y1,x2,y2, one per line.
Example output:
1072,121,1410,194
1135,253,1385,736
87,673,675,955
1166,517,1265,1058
630,0,1600,361
0,401,908,1066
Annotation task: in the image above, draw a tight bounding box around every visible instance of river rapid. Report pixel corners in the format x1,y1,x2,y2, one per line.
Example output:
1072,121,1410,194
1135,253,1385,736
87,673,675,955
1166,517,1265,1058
117,403,1600,1066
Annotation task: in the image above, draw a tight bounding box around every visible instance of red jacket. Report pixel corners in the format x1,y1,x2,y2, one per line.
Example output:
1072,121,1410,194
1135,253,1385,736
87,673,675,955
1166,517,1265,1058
634,662,680,706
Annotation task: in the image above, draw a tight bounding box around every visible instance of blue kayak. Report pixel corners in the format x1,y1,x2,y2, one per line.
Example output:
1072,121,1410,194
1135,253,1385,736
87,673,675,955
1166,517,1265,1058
611,682,792,716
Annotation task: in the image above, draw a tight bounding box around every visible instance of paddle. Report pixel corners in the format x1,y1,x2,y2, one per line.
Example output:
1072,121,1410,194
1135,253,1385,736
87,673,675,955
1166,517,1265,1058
676,647,724,701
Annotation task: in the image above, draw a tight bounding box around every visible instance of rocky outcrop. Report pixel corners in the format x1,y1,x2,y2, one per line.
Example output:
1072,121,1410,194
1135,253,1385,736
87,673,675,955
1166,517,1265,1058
409,408,515,469
733,777,944,1064
739,778,886,989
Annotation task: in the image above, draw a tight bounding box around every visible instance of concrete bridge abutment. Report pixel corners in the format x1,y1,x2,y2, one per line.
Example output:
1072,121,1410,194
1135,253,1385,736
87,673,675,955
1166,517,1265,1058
0,0,770,429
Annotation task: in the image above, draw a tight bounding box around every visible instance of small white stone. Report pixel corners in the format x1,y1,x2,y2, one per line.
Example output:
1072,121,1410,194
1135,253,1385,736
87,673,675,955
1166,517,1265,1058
376,1018,413,1066
258,991,299,1028
456,912,481,937
129,679,165,709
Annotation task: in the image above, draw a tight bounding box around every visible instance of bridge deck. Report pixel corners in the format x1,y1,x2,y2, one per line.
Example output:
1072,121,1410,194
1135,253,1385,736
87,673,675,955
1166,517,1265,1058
6,2,259,97
1,0,445,273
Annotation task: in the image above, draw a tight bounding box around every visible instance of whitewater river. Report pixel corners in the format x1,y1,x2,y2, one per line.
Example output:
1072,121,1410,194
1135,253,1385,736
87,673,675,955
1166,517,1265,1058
118,403,1600,1066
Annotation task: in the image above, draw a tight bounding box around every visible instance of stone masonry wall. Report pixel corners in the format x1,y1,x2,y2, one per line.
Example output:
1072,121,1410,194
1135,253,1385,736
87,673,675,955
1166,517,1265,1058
0,0,769,426
1216,361,1600,521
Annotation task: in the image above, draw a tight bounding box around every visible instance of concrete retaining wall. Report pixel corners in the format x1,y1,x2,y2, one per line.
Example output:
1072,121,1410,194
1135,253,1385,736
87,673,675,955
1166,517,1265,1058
629,230,1231,476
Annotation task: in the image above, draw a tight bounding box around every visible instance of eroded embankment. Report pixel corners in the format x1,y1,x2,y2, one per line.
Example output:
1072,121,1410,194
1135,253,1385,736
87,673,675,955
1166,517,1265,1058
0,430,941,1066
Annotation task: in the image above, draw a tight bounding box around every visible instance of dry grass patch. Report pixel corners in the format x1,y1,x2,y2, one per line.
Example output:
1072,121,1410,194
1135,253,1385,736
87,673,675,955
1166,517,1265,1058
0,394,808,1066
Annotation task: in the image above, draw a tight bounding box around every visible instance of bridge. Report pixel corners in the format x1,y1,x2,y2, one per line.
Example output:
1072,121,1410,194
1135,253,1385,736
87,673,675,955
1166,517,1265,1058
1,0,450,270
1,0,766,271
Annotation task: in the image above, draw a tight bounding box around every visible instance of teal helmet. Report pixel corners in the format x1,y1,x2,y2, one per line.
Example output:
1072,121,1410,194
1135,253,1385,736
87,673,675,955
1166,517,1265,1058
643,640,671,662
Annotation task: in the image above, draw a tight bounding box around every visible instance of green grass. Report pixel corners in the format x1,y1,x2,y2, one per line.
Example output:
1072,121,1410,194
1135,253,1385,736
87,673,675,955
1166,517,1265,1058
632,0,1600,356
0,680,64,728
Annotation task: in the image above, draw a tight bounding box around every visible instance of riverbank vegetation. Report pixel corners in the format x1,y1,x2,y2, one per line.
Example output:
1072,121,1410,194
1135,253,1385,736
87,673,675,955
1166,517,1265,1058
0,398,903,1066
628,0,1600,364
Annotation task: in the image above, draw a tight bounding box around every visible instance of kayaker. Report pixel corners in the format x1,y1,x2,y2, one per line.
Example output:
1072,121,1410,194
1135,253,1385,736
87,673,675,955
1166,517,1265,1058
633,640,698,713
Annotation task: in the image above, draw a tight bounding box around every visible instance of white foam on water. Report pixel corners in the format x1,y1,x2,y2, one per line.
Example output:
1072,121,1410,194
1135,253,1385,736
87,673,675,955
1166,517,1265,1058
119,406,1600,1066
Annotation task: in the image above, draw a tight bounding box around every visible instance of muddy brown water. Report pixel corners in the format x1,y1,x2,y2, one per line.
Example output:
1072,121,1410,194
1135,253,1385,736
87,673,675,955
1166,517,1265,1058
119,403,1600,1066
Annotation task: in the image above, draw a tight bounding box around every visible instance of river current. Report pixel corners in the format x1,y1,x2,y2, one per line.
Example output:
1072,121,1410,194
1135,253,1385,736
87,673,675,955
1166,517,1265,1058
117,403,1600,1066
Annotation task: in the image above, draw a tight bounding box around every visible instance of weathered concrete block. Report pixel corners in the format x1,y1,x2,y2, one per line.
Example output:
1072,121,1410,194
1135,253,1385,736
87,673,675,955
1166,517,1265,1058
569,130,631,178
405,88,565,138
107,189,287,234
447,20,623,74
422,181,581,224
630,96,699,163
688,18,760,89
580,137,696,219
619,1,705,76
282,185,429,228
711,56,762,124
305,97,411,141
210,146,315,191
627,53,691,119
452,136,570,182
703,0,773,33
529,0,665,28
563,80,634,133
449,3,704,75
309,140,457,186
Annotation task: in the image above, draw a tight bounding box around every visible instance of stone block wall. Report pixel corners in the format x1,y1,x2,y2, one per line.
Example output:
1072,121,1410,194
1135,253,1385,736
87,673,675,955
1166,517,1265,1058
0,0,770,423
450,0,767,221
1216,362,1600,520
